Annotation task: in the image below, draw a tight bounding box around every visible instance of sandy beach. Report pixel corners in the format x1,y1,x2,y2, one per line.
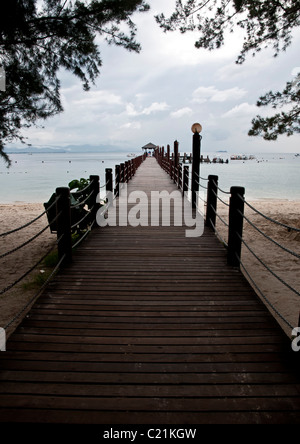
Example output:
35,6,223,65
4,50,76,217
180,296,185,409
0,199,299,338
0,203,56,337
215,199,300,336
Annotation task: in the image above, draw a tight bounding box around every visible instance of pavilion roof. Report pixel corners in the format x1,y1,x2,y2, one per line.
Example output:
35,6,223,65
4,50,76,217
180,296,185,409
142,143,157,150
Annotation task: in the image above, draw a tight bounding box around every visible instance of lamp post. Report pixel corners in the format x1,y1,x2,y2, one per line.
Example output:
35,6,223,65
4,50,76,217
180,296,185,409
191,123,202,209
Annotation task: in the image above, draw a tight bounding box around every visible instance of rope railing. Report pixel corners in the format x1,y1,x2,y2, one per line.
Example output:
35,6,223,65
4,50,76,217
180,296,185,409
155,143,299,335
0,237,60,297
208,212,228,248
237,231,300,298
238,208,300,260
3,252,67,331
212,184,299,333
0,152,147,334
212,187,230,207
70,188,94,209
71,178,94,197
237,254,294,331
0,197,59,237
241,196,300,233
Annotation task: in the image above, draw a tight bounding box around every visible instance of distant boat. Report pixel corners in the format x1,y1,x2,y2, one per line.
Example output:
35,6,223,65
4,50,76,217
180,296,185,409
230,154,255,160
127,153,136,157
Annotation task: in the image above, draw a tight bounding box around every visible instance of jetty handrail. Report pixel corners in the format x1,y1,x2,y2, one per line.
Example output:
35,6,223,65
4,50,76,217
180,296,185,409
0,152,146,333
241,197,300,232
0,197,59,237
208,181,299,331
155,142,299,333
0,234,60,297
3,252,66,331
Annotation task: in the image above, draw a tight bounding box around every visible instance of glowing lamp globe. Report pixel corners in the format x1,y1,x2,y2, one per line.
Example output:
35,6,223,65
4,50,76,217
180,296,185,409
191,123,202,134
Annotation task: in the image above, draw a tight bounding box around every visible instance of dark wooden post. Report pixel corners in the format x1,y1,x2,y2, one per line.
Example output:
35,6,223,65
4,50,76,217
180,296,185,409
105,169,113,194
183,166,189,195
131,159,134,178
206,175,218,229
174,140,179,165
192,131,201,208
167,144,170,161
115,165,120,197
127,161,130,180
89,175,100,227
120,163,125,183
174,140,179,184
178,163,182,190
132,159,136,176
56,187,72,265
227,186,245,267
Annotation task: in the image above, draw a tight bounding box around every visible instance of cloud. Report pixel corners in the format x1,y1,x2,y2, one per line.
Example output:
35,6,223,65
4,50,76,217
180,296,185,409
120,122,142,130
291,67,300,76
73,90,123,107
170,107,193,118
126,101,170,116
193,86,247,103
221,102,258,118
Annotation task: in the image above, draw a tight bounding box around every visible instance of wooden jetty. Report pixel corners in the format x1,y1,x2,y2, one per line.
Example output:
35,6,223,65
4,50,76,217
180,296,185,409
0,157,300,424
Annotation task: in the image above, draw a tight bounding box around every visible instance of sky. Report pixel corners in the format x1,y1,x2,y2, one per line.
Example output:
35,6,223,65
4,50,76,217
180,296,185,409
10,0,300,154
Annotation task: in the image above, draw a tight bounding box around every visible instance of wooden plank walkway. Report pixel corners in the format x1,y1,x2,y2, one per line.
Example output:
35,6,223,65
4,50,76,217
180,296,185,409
0,157,300,424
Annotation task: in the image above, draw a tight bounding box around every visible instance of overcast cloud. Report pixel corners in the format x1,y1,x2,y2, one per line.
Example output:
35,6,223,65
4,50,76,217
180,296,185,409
12,0,300,154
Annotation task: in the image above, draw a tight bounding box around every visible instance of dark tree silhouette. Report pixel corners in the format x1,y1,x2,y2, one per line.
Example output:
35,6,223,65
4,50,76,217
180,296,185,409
156,0,300,140
0,0,150,165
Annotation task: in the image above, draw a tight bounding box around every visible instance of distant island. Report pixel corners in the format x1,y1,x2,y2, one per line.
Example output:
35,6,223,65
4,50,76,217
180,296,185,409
5,144,126,154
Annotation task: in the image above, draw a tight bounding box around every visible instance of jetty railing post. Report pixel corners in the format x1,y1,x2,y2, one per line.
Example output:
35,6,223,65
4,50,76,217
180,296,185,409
174,140,179,168
174,140,179,184
105,168,113,210
89,175,100,227
192,131,201,209
115,165,120,197
130,159,134,178
126,161,130,181
183,165,189,196
227,186,245,267
105,169,113,194
178,163,182,191
56,187,72,265
206,175,219,229
120,163,125,183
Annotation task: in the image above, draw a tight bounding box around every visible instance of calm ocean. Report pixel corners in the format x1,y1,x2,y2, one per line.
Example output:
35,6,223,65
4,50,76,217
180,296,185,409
0,151,299,203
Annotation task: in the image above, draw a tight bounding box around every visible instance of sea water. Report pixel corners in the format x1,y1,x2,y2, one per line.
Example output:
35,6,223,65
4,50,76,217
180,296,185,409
0,152,129,204
0,151,299,203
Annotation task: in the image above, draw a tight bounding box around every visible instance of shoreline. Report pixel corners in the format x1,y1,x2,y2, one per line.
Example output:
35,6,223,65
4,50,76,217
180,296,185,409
0,199,299,338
